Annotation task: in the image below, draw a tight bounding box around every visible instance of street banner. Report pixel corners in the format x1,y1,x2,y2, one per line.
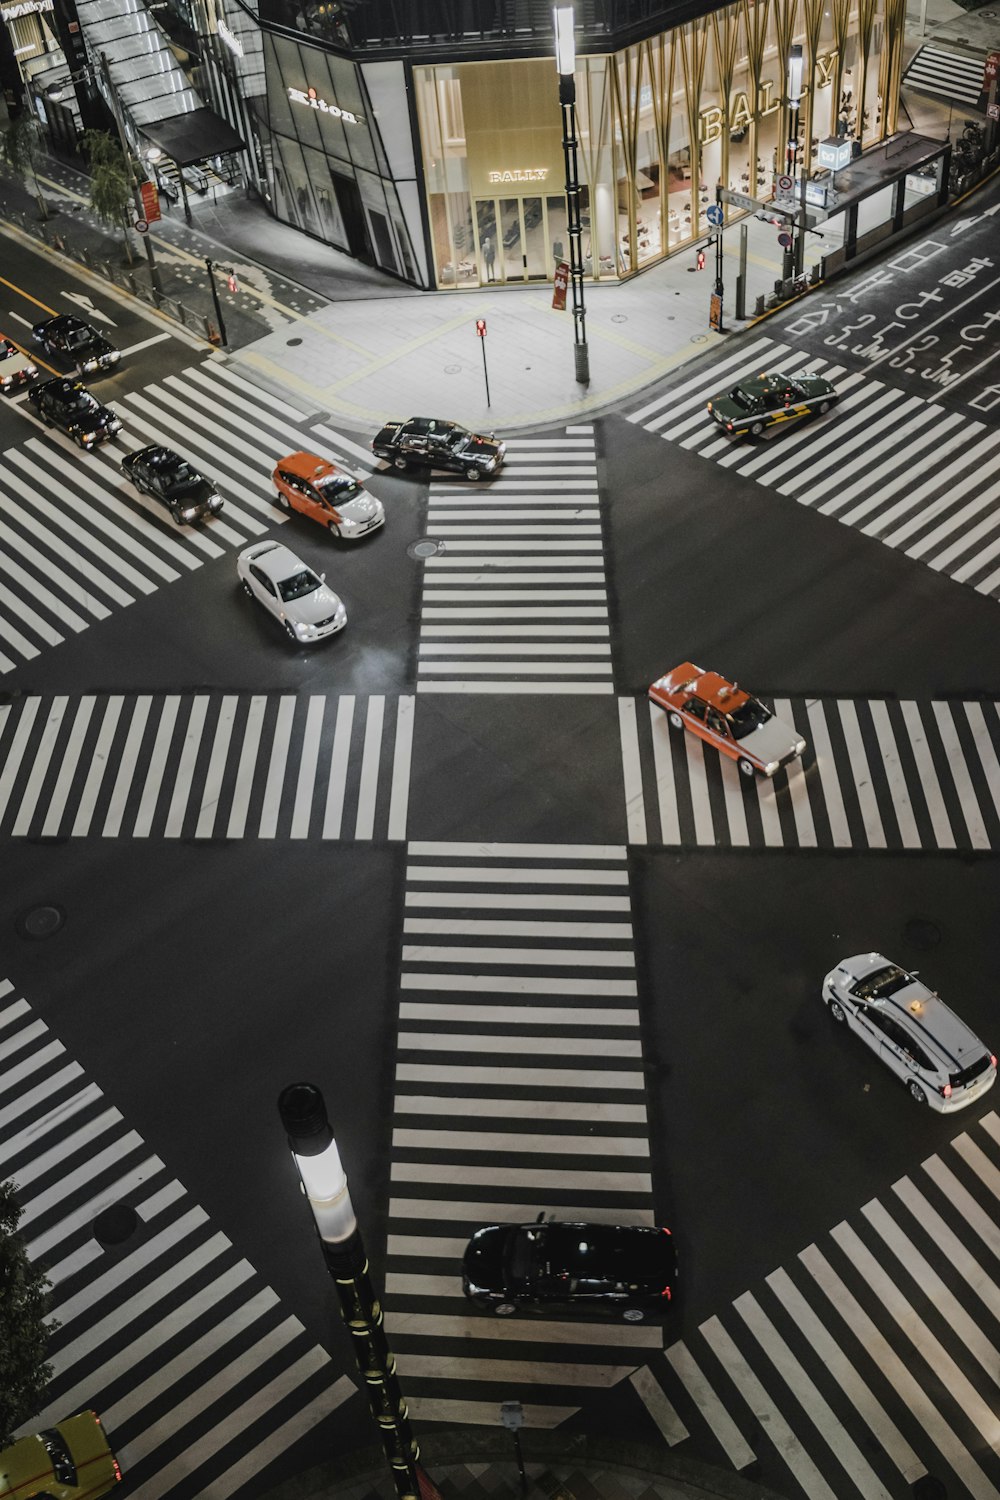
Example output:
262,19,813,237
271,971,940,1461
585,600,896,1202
552,260,569,310
140,180,162,223
983,50,1000,91
709,292,723,332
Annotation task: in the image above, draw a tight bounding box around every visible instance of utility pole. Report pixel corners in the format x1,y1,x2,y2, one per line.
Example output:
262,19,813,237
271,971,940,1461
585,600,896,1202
98,51,162,295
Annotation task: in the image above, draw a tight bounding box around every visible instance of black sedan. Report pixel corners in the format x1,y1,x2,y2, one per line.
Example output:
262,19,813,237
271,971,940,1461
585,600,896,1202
28,377,123,448
372,416,506,481
32,315,121,375
121,445,223,524
463,1219,676,1322
706,371,837,438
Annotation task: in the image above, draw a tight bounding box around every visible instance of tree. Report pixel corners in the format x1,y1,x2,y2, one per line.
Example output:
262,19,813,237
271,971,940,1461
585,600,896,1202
0,1180,56,1447
82,129,136,263
0,117,48,221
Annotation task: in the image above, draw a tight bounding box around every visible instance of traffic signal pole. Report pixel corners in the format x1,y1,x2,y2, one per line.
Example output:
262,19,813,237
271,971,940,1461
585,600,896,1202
205,259,228,347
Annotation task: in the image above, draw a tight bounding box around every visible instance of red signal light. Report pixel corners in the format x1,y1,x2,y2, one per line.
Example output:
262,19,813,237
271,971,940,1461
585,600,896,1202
227,272,240,293
475,318,487,337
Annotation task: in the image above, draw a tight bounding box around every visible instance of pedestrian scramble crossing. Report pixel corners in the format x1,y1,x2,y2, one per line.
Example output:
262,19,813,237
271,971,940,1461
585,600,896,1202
0,977,354,1500
0,692,413,841
0,361,374,674
383,841,658,1426
417,428,612,694
628,335,1000,601
635,1109,1000,1500
619,693,1000,851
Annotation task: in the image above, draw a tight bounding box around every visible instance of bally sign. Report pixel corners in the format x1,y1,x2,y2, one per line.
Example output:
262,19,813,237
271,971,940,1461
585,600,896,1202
552,260,569,310
488,168,549,183
699,49,840,143
288,85,361,125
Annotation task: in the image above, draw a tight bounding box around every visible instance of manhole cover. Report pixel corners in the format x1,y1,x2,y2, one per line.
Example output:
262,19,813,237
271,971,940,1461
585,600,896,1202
286,336,303,346
444,364,462,374
691,334,709,344
904,917,941,950
408,539,445,559
94,1204,139,1248
17,904,65,939
611,313,628,324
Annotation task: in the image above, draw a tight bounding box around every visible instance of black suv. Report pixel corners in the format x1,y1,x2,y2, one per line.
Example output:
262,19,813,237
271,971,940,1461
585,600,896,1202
28,377,123,448
32,315,121,375
372,416,506,481
121,445,223,524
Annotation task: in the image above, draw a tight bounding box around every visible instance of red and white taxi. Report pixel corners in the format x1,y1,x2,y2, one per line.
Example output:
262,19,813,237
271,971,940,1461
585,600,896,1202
648,662,807,777
272,451,384,539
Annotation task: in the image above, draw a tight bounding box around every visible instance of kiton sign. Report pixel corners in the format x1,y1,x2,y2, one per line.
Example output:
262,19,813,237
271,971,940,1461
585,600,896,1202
288,85,361,124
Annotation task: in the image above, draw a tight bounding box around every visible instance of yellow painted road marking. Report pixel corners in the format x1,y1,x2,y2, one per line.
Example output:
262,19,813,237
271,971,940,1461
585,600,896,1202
0,272,57,316
0,328,59,377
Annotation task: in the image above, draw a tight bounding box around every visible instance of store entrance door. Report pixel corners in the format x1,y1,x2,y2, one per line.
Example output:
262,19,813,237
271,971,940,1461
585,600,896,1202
478,196,555,282
331,170,374,265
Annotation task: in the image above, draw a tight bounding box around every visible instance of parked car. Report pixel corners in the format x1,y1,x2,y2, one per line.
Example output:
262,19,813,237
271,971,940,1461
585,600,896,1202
0,1411,121,1500
121,445,223,524
272,451,384,537
32,316,121,375
236,541,346,644
372,417,506,481
463,1219,676,1322
27,377,123,448
707,372,837,437
0,336,37,391
649,662,806,777
822,953,997,1111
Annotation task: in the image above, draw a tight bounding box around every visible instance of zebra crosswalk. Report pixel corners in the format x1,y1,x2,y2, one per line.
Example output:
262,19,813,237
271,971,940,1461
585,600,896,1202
383,841,657,1426
627,335,1000,601
0,361,374,674
417,427,613,695
641,1109,1000,1500
620,693,1000,851
0,977,354,1500
0,692,413,841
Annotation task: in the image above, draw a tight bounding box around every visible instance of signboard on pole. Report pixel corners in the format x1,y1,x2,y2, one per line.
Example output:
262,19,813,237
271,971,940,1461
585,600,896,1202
552,260,569,310
133,217,149,234
140,180,161,223
983,49,1000,91
709,292,723,332
989,101,1000,120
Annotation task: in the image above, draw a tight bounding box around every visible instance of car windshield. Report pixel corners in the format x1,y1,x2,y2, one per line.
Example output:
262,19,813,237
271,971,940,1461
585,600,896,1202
277,568,320,602
64,327,93,350
65,390,97,413
504,1227,544,1287
853,964,911,1000
729,387,760,411
446,429,472,452
162,464,201,494
316,474,361,502
727,697,772,739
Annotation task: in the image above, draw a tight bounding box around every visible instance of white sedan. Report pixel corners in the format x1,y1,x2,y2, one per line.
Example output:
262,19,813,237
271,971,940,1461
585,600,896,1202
237,541,346,644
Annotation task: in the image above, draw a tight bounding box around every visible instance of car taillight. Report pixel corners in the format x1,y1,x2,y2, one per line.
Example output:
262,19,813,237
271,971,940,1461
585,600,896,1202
661,1226,672,1235
726,422,733,431
941,1083,952,1098
113,1461,122,1483
992,1055,997,1069
661,1286,672,1299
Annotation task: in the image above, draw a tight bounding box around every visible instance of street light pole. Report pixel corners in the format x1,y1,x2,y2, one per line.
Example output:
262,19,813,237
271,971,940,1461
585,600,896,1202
787,45,806,278
554,6,589,385
204,259,229,346
277,1083,421,1500
98,50,162,295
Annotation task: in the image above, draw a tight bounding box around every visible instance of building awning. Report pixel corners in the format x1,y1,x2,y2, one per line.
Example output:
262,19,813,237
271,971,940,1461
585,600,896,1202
141,108,246,167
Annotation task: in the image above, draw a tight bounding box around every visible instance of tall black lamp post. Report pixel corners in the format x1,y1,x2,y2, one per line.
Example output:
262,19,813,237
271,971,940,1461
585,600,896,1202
277,1083,421,1500
787,44,806,278
554,5,589,385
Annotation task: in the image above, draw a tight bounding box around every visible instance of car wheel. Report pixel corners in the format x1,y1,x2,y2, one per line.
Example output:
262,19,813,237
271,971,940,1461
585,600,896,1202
328,521,341,536
738,758,755,777
465,466,483,482
284,620,298,642
241,580,252,597
818,399,831,415
171,508,184,525
393,455,409,472
668,712,683,730
276,490,291,510
908,1080,928,1105
828,999,847,1024
750,421,764,437
622,1308,646,1323
493,1302,517,1317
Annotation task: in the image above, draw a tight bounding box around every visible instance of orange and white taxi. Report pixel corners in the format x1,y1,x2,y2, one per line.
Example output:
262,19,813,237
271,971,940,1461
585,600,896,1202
272,452,384,539
648,662,807,777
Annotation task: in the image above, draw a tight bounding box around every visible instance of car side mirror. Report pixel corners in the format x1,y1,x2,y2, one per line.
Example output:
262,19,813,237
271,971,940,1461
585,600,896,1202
320,572,327,582
535,1211,545,1223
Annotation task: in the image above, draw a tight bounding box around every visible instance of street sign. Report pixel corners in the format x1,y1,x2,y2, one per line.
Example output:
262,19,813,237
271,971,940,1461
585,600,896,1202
500,1401,524,1431
140,180,161,223
719,187,767,212
706,203,723,226
551,261,569,310
777,231,793,247
709,291,722,332
777,173,794,192
134,217,149,234
990,101,1000,120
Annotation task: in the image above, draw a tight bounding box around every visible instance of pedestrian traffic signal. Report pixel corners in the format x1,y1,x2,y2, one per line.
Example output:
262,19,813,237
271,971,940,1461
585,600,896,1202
476,319,487,337
227,272,240,293
696,249,706,271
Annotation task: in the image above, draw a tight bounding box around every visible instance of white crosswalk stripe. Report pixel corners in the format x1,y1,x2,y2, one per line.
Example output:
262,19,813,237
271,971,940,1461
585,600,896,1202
416,428,613,694
0,978,355,1500
639,1110,1000,1500
627,337,1000,600
620,694,1000,851
0,693,413,840
383,842,659,1428
0,363,376,671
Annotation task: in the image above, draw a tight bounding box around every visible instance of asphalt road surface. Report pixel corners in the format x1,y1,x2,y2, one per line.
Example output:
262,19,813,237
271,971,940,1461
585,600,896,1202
3,193,1000,1500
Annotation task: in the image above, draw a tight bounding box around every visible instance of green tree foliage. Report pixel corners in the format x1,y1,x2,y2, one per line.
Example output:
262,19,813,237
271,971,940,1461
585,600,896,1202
0,117,48,219
0,1180,56,1447
81,129,133,230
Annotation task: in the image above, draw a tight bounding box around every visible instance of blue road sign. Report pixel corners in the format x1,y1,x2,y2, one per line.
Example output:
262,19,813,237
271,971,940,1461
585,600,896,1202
706,204,724,226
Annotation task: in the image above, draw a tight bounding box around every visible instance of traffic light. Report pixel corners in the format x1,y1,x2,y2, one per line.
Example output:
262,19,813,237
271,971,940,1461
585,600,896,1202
475,319,487,337
227,271,240,293
696,249,706,271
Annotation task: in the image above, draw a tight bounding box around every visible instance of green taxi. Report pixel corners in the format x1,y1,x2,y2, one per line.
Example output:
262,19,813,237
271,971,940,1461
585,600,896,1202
706,372,838,438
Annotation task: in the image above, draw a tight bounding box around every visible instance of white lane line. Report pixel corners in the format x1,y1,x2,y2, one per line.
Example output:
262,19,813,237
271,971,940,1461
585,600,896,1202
389,1195,652,1224
649,702,681,844
754,774,784,847
900,701,955,848
0,480,136,606
924,1150,1000,1262
837,700,886,848
259,696,295,838
700,1315,837,1499
618,697,646,845
893,1175,1000,1326
196,696,239,839
323,695,355,840
868,701,920,847
400,973,636,996
405,864,629,884
355,695,384,840
387,695,415,842
119,332,173,356
401,945,634,967
964,703,1000,824
665,1342,756,1470
629,1367,690,1444
0,697,41,825
2,1082,101,1165
164,696,209,838
718,753,750,846
408,841,625,858
290,695,325,839
405,892,631,910
397,1030,639,1054
5,1102,122,1182
0,1061,83,1133
41,696,95,838
0,541,89,634
133,697,180,838
71,696,124,837
774,699,816,847
932,701,990,848
392,1092,646,1119
393,1162,651,1192
392,1127,647,1156
12,696,68,837
103,696,152,837
685,733,714,845
226,696,266,839
0,516,109,621
0,574,64,648
395,1063,645,1089
402,918,632,939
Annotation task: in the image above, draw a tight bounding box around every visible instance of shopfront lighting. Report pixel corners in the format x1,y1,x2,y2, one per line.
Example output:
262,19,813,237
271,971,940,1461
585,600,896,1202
787,43,803,105
553,6,576,77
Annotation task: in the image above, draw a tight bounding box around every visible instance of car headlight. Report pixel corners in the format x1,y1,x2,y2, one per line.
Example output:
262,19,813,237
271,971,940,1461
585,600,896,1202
293,621,315,639
764,760,779,775
335,605,347,621
181,507,198,520
794,738,807,755
0,375,11,388
485,458,496,469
